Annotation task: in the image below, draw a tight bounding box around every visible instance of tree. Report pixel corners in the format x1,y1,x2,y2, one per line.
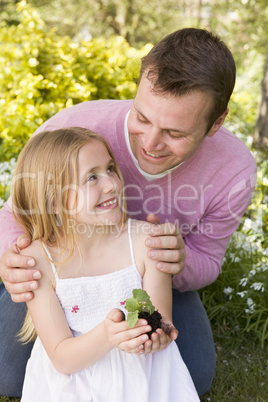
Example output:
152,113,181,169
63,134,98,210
254,55,268,150
22,0,186,47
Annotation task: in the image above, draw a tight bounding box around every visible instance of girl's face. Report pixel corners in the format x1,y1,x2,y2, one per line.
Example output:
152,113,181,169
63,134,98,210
68,140,123,226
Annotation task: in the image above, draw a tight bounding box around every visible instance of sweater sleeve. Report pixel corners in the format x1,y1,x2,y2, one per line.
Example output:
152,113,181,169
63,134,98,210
0,199,26,257
172,158,257,292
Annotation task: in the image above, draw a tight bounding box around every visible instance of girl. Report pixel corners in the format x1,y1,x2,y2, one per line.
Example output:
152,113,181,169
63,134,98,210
12,127,199,401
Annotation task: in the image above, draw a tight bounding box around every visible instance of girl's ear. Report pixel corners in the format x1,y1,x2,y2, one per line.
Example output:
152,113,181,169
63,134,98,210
55,214,62,227
53,203,62,227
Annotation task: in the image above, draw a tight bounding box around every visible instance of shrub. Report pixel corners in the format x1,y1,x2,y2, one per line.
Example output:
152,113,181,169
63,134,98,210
0,1,151,162
0,158,16,206
200,153,268,348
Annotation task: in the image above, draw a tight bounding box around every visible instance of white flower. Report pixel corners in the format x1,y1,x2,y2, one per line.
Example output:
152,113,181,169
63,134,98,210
260,262,268,271
250,282,265,292
237,291,247,298
246,297,255,312
224,287,234,296
262,248,268,257
243,218,253,230
249,269,256,277
240,278,249,287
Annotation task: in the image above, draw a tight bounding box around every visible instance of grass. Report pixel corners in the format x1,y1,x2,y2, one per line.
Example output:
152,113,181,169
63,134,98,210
1,336,267,402
200,338,268,401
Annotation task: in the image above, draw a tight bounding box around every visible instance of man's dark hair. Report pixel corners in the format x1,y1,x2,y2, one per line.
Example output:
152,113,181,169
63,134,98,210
139,28,236,131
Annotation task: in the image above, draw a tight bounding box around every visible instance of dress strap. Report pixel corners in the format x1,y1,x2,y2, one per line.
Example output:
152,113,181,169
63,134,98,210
42,242,59,280
127,219,136,266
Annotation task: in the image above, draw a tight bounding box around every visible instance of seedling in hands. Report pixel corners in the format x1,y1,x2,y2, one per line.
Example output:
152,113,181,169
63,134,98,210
125,289,162,338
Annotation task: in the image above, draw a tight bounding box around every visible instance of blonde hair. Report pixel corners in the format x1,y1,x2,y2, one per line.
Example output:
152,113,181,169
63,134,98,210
12,127,126,341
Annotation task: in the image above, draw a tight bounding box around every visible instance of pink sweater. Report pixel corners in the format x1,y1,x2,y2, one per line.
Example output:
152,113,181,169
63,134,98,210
0,100,256,291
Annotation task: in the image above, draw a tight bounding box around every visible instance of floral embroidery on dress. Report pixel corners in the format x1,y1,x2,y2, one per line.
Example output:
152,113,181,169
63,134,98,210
71,305,79,313
120,300,126,306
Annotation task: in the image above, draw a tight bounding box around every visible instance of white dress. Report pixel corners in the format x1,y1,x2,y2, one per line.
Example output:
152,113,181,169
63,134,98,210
21,219,199,402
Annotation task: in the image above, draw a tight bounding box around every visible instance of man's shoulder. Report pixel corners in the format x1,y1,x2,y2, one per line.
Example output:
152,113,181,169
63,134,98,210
208,126,256,169
35,99,133,134
214,126,251,151
52,99,132,118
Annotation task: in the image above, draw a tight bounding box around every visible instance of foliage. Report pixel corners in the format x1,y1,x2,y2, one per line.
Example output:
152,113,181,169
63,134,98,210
199,153,268,348
0,1,150,162
26,0,183,47
125,289,155,328
0,159,16,206
0,398,20,402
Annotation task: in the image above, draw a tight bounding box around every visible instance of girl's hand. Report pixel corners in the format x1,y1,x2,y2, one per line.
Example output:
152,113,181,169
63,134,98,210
142,316,178,355
104,309,152,354
145,214,185,276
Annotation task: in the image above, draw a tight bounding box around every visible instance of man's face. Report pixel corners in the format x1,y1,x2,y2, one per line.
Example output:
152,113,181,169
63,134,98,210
127,75,225,175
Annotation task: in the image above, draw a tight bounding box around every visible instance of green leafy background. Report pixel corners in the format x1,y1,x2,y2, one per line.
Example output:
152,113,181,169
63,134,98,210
0,0,267,349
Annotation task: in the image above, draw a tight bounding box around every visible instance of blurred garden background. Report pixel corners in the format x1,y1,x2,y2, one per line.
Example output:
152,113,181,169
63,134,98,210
0,0,267,400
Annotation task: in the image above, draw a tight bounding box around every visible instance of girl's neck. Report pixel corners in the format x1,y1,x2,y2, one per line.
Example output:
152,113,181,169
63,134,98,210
47,220,130,278
76,222,127,251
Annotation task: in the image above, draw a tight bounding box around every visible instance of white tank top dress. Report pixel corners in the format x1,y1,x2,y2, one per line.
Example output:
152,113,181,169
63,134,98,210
21,219,199,401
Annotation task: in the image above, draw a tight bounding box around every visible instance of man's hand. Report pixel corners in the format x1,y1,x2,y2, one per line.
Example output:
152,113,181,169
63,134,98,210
0,234,40,302
142,316,178,354
145,214,185,276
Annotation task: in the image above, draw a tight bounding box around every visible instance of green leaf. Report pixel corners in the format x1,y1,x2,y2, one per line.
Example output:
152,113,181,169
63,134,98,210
144,302,155,315
127,311,139,328
133,289,150,303
125,298,140,312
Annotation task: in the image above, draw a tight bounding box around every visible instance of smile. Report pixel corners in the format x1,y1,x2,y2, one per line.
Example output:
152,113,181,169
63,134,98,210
143,149,169,160
98,198,117,208
145,150,163,158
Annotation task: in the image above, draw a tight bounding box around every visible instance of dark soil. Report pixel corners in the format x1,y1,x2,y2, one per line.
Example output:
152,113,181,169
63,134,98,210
138,310,162,338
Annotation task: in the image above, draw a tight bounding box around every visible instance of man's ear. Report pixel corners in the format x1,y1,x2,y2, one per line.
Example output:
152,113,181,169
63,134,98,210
207,108,229,137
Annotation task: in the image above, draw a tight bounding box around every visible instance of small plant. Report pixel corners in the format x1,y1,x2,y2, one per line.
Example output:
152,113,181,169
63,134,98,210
125,289,162,338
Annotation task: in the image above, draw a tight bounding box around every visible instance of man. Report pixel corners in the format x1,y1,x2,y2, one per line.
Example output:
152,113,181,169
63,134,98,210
0,28,256,397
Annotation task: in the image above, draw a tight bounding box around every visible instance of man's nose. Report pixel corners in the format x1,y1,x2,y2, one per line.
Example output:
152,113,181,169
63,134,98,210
142,126,165,151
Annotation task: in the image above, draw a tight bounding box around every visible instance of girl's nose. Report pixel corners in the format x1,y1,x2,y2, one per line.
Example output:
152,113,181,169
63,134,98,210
102,174,116,193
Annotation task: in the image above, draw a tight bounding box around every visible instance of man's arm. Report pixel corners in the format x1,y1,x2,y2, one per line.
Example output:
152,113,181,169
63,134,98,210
0,201,40,302
173,166,257,292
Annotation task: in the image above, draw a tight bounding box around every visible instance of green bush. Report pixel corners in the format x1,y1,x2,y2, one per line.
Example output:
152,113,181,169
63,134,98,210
200,152,268,348
0,1,151,162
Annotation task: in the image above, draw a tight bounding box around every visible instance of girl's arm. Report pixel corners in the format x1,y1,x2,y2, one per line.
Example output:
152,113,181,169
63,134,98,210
132,221,175,351
22,242,151,374
142,243,173,323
